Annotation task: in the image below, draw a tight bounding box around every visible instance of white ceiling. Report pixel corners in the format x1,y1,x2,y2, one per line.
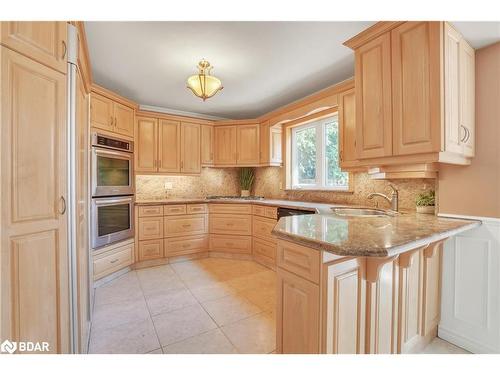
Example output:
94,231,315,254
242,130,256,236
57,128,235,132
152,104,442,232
85,21,499,120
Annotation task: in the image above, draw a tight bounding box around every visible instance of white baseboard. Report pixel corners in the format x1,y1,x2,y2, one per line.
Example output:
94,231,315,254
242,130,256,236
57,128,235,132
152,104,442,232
438,326,497,354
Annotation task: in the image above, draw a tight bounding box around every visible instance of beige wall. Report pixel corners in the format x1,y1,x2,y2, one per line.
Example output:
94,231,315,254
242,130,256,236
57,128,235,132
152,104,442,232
136,168,240,200
438,42,500,218
253,167,435,212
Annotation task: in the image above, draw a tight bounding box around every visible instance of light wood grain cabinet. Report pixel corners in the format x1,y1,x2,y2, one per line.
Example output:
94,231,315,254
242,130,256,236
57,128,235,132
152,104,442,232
214,126,237,165
90,93,134,137
236,124,260,165
0,21,67,73
135,116,202,175
354,32,393,159
164,214,208,238
1,46,69,352
209,234,252,254
138,216,164,240
210,214,252,236
459,38,475,157
138,239,164,261
93,240,134,280
277,268,320,354
201,124,214,165
259,121,282,166
338,87,358,169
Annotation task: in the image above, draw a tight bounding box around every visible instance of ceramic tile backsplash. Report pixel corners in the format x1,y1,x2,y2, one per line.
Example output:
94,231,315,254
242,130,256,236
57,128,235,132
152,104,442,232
136,168,240,200
252,167,435,212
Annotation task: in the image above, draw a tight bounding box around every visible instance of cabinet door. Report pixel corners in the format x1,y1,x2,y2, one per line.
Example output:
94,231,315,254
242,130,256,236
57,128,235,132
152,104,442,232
113,102,134,138
135,116,158,173
444,23,463,155
158,119,181,173
90,93,114,132
270,127,282,164
181,122,201,174
214,126,237,165
1,47,69,352
201,124,214,165
0,21,67,73
277,268,320,354
460,39,475,157
259,121,270,164
355,32,392,159
338,88,357,166
324,258,366,354
392,22,441,155
237,124,260,165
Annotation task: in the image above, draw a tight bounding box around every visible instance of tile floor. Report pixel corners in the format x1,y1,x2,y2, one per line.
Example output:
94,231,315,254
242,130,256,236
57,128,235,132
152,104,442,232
89,257,276,354
89,257,470,355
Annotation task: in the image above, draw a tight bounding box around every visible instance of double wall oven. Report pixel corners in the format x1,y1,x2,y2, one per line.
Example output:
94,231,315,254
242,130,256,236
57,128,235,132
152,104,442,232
91,132,135,249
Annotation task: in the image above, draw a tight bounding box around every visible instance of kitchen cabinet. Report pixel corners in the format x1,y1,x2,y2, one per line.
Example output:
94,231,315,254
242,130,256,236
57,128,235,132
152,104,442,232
0,21,67,73
277,267,320,354
201,124,214,165
259,121,282,166
354,32,393,159
214,125,237,165
90,92,134,138
1,46,69,352
135,115,202,175
344,21,476,171
338,87,359,170
213,123,262,166
93,239,134,280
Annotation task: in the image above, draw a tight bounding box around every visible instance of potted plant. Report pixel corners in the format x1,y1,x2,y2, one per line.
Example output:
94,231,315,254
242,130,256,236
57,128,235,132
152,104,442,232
416,190,435,214
239,167,255,197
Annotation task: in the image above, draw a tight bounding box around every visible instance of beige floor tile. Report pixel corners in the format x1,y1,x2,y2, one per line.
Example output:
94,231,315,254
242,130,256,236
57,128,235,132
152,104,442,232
188,280,236,302
145,288,198,316
152,304,217,346
239,286,276,312
420,338,470,354
94,276,144,307
227,271,276,292
221,311,276,354
202,294,262,326
136,264,176,279
89,318,160,354
139,273,186,297
92,298,150,331
146,348,163,354
163,329,238,354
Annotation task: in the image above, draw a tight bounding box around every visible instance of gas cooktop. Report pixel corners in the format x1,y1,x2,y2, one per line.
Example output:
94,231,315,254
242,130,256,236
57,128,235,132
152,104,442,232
206,195,265,200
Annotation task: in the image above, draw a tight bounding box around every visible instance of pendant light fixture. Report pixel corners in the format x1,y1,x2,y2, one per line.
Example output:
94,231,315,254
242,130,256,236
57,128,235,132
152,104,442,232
186,59,223,101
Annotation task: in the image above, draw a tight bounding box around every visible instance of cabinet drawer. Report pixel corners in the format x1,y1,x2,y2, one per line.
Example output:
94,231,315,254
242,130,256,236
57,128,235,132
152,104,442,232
138,239,164,261
164,214,208,237
164,205,187,216
138,205,163,217
252,216,277,243
93,242,134,280
209,204,252,214
210,214,252,235
209,234,252,254
253,238,277,261
277,240,320,284
187,204,208,214
252,205,266,217
253,205,278,219
165,235,208,257
265,206,278,219
138,217,164,240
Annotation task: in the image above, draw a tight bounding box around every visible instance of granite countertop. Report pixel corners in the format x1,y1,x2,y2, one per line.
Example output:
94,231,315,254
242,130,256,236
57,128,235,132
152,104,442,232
135,198,340,213
272,213,481,257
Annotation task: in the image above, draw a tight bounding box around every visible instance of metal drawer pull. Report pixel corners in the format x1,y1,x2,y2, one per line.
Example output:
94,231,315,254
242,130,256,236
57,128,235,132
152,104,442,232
62,41,67,59
110,259,119,264
226,223,234,226
182,224,192,228
225,242,234,247
460,125,467,142
59,196,66,215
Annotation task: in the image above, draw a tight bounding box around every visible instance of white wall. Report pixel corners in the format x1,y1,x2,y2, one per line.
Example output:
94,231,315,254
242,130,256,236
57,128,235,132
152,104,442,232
439,215,500,353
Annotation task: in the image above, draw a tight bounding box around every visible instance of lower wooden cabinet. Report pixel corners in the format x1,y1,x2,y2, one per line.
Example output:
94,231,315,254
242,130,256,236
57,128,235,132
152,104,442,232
93,240,134,280
209,234,252,254
277,267,320,354
209,213,252,236
164,214,208,237
165,235,208,257
252,238,276,268
138,239,164,261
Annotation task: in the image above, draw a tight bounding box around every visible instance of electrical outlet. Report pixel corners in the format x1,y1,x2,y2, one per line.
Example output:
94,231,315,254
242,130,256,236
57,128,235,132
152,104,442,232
164,182,173,190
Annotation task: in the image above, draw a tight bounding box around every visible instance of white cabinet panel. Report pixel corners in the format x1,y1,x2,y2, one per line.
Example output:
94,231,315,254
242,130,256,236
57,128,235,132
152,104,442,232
439,218,500,353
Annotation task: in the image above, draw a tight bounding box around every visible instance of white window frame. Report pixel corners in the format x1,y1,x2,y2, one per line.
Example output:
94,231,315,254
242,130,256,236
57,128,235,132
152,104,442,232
290,115,348,191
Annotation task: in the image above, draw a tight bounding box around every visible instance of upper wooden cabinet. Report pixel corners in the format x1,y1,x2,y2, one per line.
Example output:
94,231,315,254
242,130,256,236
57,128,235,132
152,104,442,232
0,21,67,73
259,121,282,166
135,115,201,175
213,124,262,166
201,125,214,165
214,126,237,165
354,32,393,159
338,87,359,169
90,92,134,138
345,21,476,168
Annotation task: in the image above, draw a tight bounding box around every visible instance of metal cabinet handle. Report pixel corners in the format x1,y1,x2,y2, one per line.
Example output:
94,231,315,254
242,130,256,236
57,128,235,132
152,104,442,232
110,259,119,264
59,196,66,215
460,125,467,142
110,116,114,127
464,127,471,143
339,150,343,161
115,117,118,127
62,41,67,59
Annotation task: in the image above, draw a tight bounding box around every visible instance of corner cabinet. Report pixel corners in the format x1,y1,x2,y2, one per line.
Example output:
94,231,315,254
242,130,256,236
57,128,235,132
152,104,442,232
135,115,201,175
213,123,261,166
259,121,282,166
344,21,476,170
90,91,135,138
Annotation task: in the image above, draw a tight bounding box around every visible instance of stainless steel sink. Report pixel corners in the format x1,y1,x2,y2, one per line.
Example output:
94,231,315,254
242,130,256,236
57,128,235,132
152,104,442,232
331,207,399,217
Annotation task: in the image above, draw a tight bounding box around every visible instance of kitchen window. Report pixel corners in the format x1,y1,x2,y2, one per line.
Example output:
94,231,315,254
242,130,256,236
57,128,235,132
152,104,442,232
291,115,349,190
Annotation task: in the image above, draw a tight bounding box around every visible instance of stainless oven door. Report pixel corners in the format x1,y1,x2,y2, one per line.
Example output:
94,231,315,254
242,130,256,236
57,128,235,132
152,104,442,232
91,147,134,197
91,196,134,249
